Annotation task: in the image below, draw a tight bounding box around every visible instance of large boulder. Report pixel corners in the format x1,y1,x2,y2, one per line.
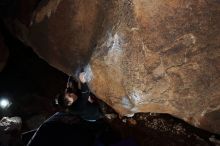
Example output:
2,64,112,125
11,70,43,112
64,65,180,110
12,0,220,134
88,0,220,134
14,0,105,74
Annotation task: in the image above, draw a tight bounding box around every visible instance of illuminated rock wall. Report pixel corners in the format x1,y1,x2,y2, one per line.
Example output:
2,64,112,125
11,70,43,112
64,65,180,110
11,0,220,134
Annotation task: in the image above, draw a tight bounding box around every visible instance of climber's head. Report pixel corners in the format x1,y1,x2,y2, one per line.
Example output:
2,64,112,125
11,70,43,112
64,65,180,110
64,88,78,106
57,88,78,107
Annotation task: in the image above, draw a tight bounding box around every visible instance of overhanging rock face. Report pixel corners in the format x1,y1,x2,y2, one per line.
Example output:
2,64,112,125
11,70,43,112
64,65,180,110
14,0,220,134
21,0,105,74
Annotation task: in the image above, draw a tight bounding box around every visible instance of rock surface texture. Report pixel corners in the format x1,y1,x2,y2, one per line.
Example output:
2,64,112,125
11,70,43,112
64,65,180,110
11,0,220,134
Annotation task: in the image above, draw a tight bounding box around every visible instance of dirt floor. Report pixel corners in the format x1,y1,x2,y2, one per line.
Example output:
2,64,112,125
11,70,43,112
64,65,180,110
102,105,220,146
5,104,220,146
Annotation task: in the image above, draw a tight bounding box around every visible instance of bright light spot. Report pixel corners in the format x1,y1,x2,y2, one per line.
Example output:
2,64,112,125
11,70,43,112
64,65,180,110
0,98,11,109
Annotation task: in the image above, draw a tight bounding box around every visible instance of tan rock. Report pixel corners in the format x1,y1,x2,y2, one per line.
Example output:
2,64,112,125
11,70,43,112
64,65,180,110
128,119,137,125
12,0,220,134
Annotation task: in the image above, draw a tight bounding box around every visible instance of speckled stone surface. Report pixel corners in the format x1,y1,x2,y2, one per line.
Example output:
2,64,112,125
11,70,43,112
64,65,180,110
11,0,220,134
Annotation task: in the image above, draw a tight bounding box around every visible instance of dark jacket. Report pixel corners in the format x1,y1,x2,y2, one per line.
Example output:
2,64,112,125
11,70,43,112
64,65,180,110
68,83,103,121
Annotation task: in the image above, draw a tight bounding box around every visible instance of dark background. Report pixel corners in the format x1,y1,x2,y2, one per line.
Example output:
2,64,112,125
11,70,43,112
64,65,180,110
0,19,67,131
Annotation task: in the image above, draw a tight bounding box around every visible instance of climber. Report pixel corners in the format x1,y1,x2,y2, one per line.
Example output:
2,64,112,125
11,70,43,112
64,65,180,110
26,72,119,146
55,72,118,145
56,72,104,121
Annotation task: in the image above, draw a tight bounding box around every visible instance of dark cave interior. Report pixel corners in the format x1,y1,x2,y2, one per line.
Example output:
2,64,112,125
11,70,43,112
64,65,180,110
0,19,67,128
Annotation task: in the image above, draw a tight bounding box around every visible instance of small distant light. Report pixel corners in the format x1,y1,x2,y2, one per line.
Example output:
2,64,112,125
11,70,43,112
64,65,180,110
0,98,11,109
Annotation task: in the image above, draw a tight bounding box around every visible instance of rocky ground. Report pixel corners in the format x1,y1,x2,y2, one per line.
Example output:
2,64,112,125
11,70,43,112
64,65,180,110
2,111,220,146
102,105,220,146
